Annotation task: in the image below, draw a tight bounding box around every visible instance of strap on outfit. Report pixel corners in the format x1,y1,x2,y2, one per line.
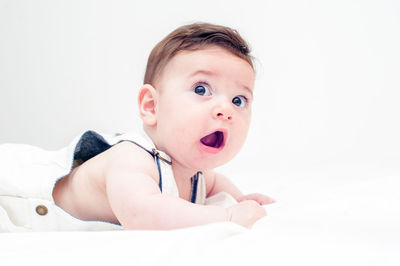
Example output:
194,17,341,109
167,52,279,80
72,130,202,204
151,148,201,204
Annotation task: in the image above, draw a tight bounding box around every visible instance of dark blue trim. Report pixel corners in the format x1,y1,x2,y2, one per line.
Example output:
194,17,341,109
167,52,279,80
155,155,163,192
190,172,200,203
73,130,112,163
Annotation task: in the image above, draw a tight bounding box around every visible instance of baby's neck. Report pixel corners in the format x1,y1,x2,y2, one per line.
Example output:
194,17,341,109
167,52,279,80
142,126,199,181
169,160,200,201
170,159,198,182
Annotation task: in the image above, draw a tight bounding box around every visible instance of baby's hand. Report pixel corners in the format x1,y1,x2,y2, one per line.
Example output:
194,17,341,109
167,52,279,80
238,193,276,205
227,200,267,228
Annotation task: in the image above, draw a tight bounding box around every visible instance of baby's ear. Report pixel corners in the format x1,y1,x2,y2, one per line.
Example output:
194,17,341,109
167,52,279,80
138,84,157,126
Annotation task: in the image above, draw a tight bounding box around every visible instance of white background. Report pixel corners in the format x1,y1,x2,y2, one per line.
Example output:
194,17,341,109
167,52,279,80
1,2,399,264
1,0,399,186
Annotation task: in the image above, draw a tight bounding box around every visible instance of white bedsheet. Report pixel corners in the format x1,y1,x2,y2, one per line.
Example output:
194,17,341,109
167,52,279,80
1,174,398,266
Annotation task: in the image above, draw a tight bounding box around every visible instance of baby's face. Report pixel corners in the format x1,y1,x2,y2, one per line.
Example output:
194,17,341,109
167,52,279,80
153,46,255,170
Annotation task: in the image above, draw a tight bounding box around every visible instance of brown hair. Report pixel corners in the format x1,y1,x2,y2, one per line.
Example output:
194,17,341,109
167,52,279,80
144,22,254,86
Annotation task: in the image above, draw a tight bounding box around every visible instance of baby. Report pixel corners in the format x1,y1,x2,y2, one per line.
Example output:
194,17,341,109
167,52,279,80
1,23,273,231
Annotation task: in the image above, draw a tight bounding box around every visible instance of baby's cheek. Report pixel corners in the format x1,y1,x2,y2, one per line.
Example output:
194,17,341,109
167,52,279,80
170,128,193,151
229,126,249,156
234,119,249,138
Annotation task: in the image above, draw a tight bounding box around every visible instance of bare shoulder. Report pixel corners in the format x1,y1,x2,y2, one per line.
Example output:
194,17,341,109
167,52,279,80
53,140,159,223
100,141,159,183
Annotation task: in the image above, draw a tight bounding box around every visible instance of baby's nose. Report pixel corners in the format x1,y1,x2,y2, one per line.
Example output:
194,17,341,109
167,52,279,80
216,112,232,121
213,101,233,121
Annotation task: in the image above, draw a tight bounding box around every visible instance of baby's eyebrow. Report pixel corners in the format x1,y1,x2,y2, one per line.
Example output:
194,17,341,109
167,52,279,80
242,85,253,97
189,69,253,96
188,70,215,78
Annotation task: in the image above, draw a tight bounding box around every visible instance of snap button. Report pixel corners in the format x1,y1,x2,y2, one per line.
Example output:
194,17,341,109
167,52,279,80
36,205,48,216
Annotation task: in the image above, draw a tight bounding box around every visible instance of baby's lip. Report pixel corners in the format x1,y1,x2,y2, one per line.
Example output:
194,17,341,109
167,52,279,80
199,129,227,154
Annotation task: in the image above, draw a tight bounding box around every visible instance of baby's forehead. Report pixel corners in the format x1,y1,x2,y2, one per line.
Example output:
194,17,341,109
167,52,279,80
165,47,253,76
155,47,255,91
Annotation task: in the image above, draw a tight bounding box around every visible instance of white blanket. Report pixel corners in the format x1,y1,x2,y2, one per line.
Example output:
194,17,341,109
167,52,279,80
1,174,398,266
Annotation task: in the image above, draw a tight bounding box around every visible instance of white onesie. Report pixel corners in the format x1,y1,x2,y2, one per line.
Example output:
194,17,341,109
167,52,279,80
0,129,207,232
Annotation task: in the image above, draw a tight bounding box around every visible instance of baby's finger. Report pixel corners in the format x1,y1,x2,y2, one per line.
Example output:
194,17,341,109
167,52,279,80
259,195,276,205
246,194,276,205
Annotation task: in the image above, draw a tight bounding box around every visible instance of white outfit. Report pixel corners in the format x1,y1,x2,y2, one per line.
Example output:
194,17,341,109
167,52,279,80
0,129,208,232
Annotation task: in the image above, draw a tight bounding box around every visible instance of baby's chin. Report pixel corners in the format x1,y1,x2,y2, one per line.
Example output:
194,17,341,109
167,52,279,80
183,152,237,171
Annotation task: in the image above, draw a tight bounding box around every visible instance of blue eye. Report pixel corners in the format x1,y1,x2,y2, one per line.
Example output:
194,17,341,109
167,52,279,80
232,96,247,107
194,84,211,96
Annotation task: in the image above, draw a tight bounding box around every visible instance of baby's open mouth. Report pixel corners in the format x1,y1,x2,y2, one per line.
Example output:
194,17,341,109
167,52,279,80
200,131,225,149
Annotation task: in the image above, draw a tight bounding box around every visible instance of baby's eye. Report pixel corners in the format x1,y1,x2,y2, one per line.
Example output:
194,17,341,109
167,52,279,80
194,84,211,96
232,96,247,108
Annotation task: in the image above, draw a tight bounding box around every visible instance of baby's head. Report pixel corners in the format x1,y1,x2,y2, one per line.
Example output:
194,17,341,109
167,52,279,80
143,23,254,87
138,23,255,171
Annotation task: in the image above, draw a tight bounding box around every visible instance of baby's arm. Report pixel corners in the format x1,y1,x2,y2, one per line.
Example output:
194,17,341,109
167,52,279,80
107,172,228,230
104,142,265,230
206,171,275,205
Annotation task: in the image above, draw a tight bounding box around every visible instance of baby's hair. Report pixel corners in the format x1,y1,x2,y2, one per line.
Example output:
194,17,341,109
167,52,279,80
144,22,254,86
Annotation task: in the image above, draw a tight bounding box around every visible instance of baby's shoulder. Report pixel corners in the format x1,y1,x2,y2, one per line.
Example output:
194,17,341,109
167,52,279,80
100,141,159,180
103,140,155,165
